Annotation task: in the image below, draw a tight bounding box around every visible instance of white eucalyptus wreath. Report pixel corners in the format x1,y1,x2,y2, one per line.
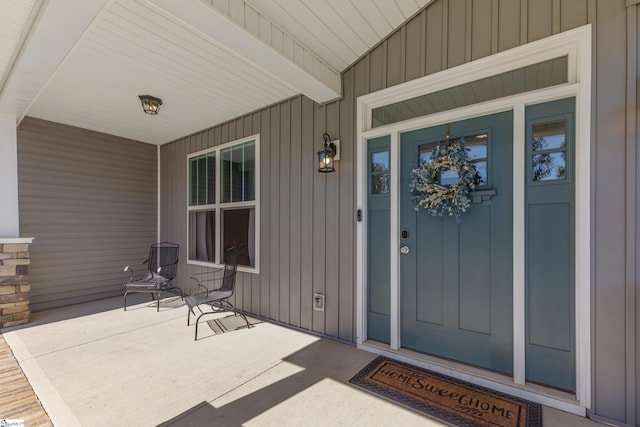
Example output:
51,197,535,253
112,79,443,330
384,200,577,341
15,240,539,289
409,139,478,221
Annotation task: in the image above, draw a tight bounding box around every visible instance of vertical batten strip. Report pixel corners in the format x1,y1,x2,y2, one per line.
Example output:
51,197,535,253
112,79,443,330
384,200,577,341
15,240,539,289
465,0,473,63
441,0,449,70
625,4,638,425
513,103,526,385
491,0,499,54
552,0,561,34
420,10,427,75
520,0,528,44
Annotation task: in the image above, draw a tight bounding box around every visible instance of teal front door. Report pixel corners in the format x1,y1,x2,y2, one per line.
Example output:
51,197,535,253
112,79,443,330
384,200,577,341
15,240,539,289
399,111,514,375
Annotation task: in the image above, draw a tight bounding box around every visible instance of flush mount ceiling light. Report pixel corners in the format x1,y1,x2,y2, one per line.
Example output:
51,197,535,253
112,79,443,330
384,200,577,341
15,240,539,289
138,95,163,115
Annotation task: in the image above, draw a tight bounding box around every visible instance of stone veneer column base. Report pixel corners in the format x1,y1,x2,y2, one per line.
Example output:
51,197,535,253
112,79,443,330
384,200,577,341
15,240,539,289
0,238,34,328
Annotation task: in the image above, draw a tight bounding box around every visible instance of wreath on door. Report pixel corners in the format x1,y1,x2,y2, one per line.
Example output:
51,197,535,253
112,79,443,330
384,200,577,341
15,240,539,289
409,139,479,222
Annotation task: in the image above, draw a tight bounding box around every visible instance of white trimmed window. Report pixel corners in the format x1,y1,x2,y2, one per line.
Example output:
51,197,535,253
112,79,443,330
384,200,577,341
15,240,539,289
187,135,259,272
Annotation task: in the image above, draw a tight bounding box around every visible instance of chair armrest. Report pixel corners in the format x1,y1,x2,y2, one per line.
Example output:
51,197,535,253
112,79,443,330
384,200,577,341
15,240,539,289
188,279,210,296
189,272,225,294
189,267,223,276
156,259,179,274
123,262,148,281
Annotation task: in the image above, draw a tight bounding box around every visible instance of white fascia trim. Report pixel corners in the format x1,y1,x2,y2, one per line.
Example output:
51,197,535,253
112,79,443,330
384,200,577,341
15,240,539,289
147,0,341,103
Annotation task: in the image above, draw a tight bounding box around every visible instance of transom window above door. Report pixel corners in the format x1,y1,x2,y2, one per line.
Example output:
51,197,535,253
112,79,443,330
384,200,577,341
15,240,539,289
187,135,259,271
371,56,568,128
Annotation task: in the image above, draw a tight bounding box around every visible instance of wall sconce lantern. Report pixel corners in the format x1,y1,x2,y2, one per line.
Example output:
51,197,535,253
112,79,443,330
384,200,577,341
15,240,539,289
138,95,163,115
318,132,340,173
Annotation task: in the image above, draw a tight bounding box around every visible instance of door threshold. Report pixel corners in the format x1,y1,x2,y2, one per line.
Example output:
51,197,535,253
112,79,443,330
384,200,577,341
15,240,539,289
358,340,586,417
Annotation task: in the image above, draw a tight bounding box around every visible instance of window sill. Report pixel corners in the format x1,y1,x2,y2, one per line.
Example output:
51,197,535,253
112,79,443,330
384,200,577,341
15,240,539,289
187,259,259,274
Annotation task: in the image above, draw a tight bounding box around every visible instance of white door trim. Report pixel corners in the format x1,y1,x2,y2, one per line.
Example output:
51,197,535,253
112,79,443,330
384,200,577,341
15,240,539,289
356,24,591,411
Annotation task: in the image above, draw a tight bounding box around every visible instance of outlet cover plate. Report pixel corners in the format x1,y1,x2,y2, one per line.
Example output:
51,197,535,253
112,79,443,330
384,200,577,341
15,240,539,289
313,293,325,311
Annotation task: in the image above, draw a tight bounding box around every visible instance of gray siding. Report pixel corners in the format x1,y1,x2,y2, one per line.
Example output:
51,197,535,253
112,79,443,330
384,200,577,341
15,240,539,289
160,1,640,425
18,117,157,311
632,5,640,426
161,0,594,344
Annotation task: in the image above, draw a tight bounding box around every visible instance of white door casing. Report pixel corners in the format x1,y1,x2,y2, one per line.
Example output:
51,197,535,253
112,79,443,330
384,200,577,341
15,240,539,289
355,25,591,414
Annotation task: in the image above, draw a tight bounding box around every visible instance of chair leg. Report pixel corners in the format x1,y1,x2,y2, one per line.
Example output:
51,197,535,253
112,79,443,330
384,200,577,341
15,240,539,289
224,301,252,330
123,291,128,311
193,310,221,341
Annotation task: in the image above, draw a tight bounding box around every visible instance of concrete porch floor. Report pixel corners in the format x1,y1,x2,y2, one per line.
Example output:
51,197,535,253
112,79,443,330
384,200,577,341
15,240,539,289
1,296,604,427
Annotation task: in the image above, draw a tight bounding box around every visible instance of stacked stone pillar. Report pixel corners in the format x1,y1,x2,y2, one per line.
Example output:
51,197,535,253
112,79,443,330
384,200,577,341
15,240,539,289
0,238,33,328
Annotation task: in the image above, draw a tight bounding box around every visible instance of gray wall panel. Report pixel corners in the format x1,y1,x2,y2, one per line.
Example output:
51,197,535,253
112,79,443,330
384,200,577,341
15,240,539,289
259,108,271,318
472,0,493,60
269,105,280,320
18,117,157,311
387,30,405,87
289,97,302,328
279,100,291,325
251,112,262,315
300,97,315,331
311,104,326,334
368,44,385,94
426,0,445,75
160,0,600,339
447,0,467,68
339,67,356,342
325,101,340,338
497,0,521,52
631,5,640,426
636,3,640,420
561,0,589,32
158,1,640,424
593,1,628,421
405,14,424,81
527,0,553,42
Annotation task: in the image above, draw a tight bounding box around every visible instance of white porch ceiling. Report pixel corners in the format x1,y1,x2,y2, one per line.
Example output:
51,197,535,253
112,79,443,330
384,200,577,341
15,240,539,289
0,0,430,145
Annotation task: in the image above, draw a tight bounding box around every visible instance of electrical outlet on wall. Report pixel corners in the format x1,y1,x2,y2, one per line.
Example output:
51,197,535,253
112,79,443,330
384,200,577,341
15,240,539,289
313,293,325,311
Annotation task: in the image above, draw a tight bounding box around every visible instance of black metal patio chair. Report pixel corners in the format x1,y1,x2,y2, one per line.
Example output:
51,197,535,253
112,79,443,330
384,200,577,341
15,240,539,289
185,256,252,340
123,242,182,311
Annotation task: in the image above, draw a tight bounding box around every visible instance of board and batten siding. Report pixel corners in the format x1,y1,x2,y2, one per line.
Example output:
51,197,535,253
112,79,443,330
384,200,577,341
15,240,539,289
18,117,157,312
161,1,640,425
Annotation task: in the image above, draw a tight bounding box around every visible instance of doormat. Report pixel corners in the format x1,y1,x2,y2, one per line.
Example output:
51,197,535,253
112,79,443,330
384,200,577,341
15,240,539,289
349,356,542,427
207,314,261,334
